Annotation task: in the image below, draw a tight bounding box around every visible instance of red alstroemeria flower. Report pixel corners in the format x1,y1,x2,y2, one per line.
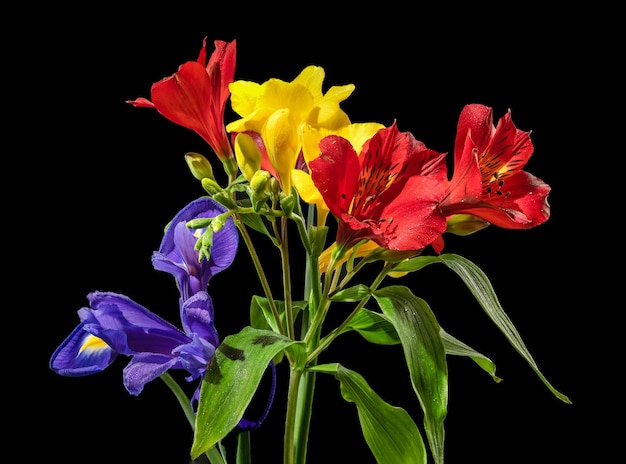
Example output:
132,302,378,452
440,104,551,229
127,38,237,172
310,122,448,253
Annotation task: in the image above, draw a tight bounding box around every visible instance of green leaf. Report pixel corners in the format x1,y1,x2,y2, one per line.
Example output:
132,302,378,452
237,212,279,247
341,308,401,345
249,295,306,334
307,362,340,374
437,253,571,404
335,364,427,464
191,327,300,459
391,255,442,273
330,284,371,302
440,328,501,382
373,286,447,464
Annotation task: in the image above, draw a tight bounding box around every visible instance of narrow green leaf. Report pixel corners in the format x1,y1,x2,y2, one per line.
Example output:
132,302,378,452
440,328,501,383
373,286,447,464
391,255,441,273
191,327,300,459
335,364,427,464
249,296,306,333
237,212,279,246
341,308,401,345
329,284,371,302
307,363,339,374
438,254,571,404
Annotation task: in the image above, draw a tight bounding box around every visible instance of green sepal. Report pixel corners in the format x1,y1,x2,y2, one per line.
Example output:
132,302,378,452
331,363,427,464
308,225,329,259
191,327,302,459
373,285,447,464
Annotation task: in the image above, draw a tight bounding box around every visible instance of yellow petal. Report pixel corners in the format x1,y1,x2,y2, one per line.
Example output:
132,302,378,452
292,65,325,100
312,84,356,128
234,132,261,181
264,109,299,193
261,79,315,122
228,80,263,116
335,122,385,153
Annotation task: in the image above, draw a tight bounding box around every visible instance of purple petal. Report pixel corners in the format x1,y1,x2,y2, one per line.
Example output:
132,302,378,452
49,322,118,376
123,353,181,395
173,333,217,381
81,291,191,355
152,197,239,299
180,291,219,345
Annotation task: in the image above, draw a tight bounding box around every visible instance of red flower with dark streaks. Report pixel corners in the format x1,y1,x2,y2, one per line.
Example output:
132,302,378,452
440,104,551,229
310,122,448,252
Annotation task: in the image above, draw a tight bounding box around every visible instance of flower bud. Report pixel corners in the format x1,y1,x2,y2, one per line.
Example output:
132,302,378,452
250,170,271,194
187,217,213,229
185,152,215,181
212,191,238,210
211,213,230,233
446,214,490,236
201,178,223,196
234,133,261,181
280,193,295,217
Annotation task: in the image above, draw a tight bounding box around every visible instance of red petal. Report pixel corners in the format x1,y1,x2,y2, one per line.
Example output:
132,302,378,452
310,135,360,218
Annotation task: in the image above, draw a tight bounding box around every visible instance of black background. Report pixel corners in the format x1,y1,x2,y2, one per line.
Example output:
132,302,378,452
16,4,614,463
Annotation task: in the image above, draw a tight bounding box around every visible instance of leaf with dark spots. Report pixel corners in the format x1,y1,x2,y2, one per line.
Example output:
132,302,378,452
218,342,245,361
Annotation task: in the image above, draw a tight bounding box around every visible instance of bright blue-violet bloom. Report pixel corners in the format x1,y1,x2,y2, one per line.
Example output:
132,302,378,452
49,290,219,395
152,196,239,301
50,197,275,429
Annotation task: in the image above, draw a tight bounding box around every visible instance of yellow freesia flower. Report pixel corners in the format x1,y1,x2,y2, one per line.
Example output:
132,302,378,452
225,65,355,193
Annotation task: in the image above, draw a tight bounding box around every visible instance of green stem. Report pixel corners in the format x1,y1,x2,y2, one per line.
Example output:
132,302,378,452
283,367,304,464
280,216,295,340
302,252,340,347
235,214,287,338
306,263,392,363
293,206,321,463
160,373,225,464
236,431,251,464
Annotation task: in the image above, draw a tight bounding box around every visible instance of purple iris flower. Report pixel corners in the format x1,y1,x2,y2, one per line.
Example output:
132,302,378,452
50,197,234,396
50,197,276,429
152,197,239,301
50,290,218,396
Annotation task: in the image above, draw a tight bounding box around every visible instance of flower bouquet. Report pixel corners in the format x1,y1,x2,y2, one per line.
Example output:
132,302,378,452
50,37,570,464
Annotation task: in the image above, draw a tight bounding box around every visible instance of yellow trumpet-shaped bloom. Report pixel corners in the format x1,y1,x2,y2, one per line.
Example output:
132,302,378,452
263,109,299,193
226,65,355,194
227,65,354,134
